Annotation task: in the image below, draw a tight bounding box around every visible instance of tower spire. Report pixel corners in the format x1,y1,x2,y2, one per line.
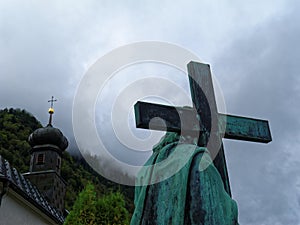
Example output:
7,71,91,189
47,96,57,126
26,95,68,214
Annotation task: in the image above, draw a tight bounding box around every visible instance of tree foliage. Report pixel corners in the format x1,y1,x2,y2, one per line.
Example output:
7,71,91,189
0,108,41,172
64,183,130,225
96,191,130,225
64,183,97,225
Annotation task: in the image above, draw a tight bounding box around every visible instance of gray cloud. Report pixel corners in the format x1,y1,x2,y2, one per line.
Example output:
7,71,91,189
212,2,300,224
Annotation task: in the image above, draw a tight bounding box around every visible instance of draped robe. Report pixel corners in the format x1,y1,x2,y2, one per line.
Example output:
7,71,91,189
130,133,239,225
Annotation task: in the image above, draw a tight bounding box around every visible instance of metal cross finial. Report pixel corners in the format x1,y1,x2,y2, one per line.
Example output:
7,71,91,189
48,96,57,109
47,96,57,126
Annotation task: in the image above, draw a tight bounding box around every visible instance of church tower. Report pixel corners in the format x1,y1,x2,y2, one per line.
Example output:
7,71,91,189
23,97,67,214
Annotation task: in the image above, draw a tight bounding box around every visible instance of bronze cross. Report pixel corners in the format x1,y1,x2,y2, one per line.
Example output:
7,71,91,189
134,61,272,195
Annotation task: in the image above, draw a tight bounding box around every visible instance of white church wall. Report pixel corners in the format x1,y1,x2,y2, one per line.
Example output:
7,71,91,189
0,189,57,225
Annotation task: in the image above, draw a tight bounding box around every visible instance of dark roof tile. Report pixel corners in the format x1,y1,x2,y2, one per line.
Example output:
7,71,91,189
0,155,64,224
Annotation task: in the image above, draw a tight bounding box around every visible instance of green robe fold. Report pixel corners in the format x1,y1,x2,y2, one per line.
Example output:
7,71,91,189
131,133,238,225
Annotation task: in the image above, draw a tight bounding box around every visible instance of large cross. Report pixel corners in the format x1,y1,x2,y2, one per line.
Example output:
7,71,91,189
134,61,272,195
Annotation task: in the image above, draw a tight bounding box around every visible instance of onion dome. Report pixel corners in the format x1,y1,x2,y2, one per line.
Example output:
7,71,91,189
28,96,68,151
28,125,68,151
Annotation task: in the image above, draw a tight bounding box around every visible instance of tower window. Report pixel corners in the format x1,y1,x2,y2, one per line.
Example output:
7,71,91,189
36,153,45,165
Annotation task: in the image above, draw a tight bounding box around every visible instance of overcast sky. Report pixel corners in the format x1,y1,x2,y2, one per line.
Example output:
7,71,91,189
1,0,300,224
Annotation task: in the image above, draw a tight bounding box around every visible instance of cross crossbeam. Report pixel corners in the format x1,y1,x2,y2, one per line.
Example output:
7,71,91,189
134,101,271,143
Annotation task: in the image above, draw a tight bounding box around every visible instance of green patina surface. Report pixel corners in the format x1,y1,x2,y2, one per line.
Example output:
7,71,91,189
131,62,271,224
130,133,239,225
135,101,272,143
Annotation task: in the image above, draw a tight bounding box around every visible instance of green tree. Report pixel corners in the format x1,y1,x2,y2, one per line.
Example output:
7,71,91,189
64,183,97,225
65,183,129,225
96,191,130,225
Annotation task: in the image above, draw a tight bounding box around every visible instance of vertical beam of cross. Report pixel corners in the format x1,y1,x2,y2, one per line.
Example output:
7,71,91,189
188,62,231,195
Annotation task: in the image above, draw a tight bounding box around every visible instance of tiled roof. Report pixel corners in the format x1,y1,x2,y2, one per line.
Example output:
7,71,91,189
0,155,65,224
